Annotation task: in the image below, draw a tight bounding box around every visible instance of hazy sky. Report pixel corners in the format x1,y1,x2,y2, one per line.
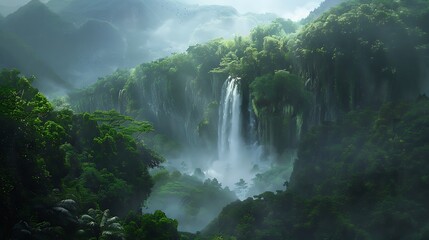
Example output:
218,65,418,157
0,0,49,16
0,0,324,21
0,0,48,6
176,0,324,20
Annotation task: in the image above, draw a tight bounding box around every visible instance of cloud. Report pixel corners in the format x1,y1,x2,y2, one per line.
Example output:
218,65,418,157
177,0,324,21
1,0,49,7
0,0,50,16
280,1,322,20
3,0,323,21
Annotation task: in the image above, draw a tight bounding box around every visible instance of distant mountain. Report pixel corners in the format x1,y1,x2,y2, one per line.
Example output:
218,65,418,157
0,29,70,92
0,14,4,22
45,0,74,13
0,4,17,17
2,0,75,68
48,0,180,29
0,0,127,90
4,0,74,36
66,19,126,85
0,0,76,91
301,0,348,24
0,0,277,92
47,0,278,73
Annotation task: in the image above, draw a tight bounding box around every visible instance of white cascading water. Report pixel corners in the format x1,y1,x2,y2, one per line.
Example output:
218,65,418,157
218,76,243,164
207,77,267,198
118,88,126,114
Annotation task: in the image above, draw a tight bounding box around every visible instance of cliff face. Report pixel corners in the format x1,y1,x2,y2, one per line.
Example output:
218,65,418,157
69,66,306,158
69,0,429,160
69,51,227,154
200,1,429,238
292,0,429,124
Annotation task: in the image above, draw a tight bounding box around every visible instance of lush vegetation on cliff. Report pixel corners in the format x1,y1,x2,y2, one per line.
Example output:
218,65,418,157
69,17,304,155
204,97,429,240
200,0,429,239
2,0,429,239
0,69,240,239
70,0,429,155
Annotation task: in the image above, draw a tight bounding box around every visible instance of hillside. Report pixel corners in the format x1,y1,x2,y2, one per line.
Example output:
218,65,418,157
48,0,278,66
2,0,429,239
0,4,18,16
48,0,177,28
0,29,69,91
301,0,348,24
68,0,429,238
204,98,429,239
0,0,77,91
0,0,128,90
2,0,76,59
0,0,277,92
70,0,429,158
201,0,429,239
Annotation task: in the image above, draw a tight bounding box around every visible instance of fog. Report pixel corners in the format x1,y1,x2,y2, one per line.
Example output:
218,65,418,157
0,0,319,233
178,0,323,20
0,0,323,94
0,0,323,20
138,75,297,232
0,0,48,15
3,0,429,238
1,0,309,92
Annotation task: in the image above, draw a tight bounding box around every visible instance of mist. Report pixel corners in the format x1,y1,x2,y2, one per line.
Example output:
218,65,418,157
3,0,429,239
0,0,313,94
1,0,323,20
0,0,339,233
0,0,324,92
176,0,322,20
132,72,299,232
0,0,48,15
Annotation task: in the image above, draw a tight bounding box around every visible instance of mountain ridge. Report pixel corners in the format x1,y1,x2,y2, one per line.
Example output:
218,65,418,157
301,0,348,24
0,0,279,92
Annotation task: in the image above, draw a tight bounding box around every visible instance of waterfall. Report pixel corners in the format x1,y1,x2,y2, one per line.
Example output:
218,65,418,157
207,77,267,197
118,88,126,114
218,76,243,162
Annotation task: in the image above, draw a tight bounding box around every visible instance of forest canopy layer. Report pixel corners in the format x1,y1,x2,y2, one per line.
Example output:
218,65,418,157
1,0,429,239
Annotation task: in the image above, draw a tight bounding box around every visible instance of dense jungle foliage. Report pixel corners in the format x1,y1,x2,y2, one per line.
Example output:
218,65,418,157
69,17,304,154
200,0,429,239
2,0,429,239
146,170,237,232
204,97,429,240
0,69,179,239
70,0,429,155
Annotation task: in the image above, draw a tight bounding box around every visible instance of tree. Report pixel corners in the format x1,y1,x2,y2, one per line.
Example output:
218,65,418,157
124,210,179,240
0,69,53,236
89,110,153,137
79,208,124,240
234,179,248,195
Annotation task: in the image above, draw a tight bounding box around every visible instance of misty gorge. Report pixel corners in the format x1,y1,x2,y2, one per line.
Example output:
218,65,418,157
1,0,429,239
